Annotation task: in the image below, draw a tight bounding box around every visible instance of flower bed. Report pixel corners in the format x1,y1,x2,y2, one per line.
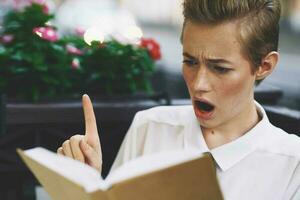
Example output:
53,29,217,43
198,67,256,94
0,1,161,102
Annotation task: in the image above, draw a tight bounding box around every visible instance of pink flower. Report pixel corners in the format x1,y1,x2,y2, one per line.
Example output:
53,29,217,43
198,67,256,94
71,58,80,70
13,0,31,10
30,0,49,14
33,27,58,42
66,44,83,56
42,4,49,14
1,34,14,44
30,0,45,4
75,28,85,37
140,38,161,61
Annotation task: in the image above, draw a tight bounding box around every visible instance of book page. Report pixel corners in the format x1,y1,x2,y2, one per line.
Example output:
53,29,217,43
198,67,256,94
106,149,204,186
24,147,110,192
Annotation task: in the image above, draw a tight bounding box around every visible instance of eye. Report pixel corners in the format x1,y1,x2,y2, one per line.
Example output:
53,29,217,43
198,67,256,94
183,59,198,67
212,65,231,74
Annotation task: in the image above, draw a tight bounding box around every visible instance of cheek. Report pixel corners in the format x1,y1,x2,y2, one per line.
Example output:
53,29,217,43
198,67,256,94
217,72,254,102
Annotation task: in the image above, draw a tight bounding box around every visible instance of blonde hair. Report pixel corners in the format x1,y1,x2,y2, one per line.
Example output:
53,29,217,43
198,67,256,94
182,0,281,79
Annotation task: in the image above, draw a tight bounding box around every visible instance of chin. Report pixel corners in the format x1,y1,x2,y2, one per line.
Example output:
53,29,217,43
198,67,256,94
196,117,218,129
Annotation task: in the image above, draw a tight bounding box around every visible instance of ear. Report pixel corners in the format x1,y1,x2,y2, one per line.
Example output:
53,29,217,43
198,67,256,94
255,51,279,81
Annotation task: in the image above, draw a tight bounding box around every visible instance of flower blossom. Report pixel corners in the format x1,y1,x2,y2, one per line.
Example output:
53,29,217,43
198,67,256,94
66,44,83,56
71,58,80,70
140,38,161,61
30,0,49,14
75,28,86,37
0,34,14,44
33,27,58,42
13,0,49,14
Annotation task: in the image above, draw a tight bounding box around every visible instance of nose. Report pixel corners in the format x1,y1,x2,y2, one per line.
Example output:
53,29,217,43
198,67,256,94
192,65,211,93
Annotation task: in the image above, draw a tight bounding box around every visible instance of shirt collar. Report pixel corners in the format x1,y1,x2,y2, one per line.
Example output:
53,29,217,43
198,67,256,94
185,101,271,171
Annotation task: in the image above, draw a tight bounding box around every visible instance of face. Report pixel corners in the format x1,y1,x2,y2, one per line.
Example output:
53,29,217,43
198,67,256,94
182,21,257,130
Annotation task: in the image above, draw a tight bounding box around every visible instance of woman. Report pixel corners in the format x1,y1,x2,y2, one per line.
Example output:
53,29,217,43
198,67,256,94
57,0,300,199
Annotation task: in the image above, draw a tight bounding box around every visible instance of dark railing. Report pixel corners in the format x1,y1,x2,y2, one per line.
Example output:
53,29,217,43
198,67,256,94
0,94,6,137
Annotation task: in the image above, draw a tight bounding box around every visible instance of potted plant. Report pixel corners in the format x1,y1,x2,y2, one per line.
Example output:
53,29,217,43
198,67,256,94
0,1,161,102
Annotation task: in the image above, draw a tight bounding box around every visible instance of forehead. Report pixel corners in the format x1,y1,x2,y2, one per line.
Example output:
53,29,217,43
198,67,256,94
182,21,244,59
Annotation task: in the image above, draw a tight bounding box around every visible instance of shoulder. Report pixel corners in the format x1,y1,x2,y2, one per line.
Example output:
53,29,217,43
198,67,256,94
262,123,300,160
132,105,194,127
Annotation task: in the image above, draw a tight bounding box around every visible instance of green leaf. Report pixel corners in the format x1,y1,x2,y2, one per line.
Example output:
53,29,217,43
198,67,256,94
0,46,6,55
13,68,29,74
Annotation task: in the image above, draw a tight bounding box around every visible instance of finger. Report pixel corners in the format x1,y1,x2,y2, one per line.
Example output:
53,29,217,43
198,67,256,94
57,147,64,155
82,94,100,147
80,140,102,172
62,140,74,158
70,135,85,162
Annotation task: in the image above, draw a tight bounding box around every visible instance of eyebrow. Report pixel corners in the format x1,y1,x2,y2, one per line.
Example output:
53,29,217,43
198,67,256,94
183,52,232,65
183,52,195,60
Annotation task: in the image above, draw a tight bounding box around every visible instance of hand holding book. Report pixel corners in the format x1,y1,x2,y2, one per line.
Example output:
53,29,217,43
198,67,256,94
57,94,102,173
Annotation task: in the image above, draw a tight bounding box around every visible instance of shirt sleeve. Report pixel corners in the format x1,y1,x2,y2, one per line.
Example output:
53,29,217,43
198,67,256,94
108,111,148,174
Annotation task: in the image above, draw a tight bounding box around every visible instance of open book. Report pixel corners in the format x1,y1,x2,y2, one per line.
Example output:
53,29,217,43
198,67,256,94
17,147,224,200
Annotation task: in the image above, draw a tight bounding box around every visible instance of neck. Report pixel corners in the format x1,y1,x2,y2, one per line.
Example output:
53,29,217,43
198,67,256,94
202,101,260,149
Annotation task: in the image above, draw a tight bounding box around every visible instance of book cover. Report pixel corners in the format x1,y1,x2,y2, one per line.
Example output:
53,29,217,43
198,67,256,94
17,147,224,200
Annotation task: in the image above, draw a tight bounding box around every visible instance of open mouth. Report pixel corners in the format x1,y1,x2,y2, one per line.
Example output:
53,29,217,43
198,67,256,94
194,100,215,113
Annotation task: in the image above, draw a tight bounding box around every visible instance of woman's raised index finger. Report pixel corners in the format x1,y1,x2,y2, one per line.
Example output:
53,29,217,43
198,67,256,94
82,94,99,142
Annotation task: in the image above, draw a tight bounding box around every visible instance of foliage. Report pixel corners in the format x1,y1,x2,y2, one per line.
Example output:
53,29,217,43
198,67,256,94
82,40,155,95
0,3,73,101
0,2,160,102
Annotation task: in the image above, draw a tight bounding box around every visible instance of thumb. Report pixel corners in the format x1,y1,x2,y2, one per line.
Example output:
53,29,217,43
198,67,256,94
82,94,100,149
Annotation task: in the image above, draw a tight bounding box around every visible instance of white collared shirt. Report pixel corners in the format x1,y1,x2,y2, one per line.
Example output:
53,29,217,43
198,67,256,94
110,102,300,200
